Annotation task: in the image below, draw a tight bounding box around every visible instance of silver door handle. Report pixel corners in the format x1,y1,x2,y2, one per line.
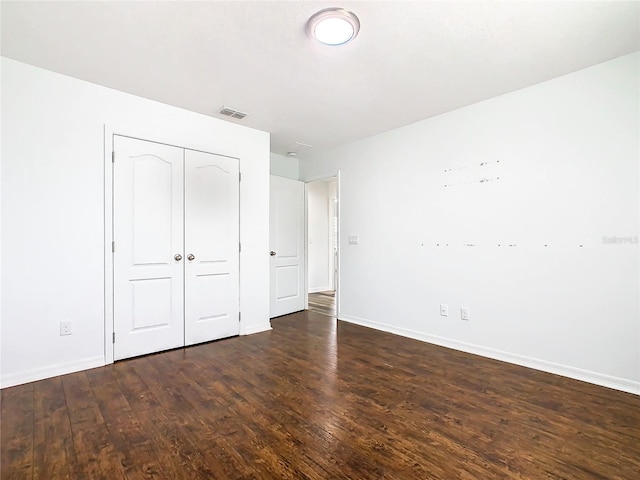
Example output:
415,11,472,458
187,254,195,261
174,254,183,261
270,251,276,256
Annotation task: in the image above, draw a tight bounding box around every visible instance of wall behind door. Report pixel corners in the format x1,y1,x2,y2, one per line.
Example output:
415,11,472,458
308,181,331,292
1,58,271,387
308,179,337,293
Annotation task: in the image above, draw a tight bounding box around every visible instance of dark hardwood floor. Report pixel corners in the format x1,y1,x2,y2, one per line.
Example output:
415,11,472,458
308,290,336,317
2,310,639,479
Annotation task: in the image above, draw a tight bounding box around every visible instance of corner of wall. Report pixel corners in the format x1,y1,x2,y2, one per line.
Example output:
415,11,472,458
270,152,299,180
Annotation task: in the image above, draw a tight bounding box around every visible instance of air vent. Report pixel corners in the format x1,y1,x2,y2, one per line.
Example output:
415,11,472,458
218,106,248,120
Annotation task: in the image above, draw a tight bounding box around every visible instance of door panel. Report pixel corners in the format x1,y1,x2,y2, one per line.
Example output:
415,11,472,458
132,156,174,263
275,190,301,257
195,273,231,320
131,278,173,329
275,266,300,299
270,176,305,317
184,149,240,345
113,135,185,360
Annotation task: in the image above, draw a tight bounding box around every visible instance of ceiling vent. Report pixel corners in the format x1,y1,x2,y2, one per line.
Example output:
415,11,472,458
218,106,248,120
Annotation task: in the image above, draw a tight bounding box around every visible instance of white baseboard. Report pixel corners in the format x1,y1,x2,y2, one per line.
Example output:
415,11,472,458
1,355,105,389
308,286,332,294
1,323,274,388
339,314,640,396
241,322,272,336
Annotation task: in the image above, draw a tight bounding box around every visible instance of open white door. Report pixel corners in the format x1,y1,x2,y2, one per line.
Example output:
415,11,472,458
113,136,185,360
270,176,305,317
184,149,240,345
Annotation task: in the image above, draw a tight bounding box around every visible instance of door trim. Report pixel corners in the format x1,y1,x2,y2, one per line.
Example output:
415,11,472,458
104,126,115,365
303,182,309,311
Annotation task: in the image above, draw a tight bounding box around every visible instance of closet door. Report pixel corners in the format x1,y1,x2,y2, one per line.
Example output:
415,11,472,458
184,150,240,345
113,136,185,360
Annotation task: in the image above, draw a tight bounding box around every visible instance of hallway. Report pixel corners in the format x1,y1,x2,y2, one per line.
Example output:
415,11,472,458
308,290,336,317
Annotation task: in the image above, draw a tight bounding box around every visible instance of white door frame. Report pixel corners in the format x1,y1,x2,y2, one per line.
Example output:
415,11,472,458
104,126,116,365
103,125,241,364
304,171,341,318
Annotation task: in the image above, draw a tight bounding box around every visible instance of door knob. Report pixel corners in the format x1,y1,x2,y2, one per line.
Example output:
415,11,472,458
187,254,195,261
174,254,183,261
270,251,276,256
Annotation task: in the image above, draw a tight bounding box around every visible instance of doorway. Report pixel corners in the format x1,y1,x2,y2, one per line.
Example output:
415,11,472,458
306,177,338,318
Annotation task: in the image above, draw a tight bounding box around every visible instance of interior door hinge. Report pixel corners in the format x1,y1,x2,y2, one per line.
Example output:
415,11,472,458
112,332,116,343
239,312,241,322
112,241,115,253
112,151,115,163
239,243,241,252
239,172,241,182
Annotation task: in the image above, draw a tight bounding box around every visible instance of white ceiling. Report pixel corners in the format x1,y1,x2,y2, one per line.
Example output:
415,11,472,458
2,1,638,157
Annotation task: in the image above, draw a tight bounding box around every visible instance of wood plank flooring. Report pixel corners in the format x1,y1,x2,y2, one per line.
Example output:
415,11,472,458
2,310,639,479
308,291,336,317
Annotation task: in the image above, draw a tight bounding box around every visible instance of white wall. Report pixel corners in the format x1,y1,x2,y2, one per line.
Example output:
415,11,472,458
270,153,299,180
307,181,331,292
1,58,271,387
300,53,640,394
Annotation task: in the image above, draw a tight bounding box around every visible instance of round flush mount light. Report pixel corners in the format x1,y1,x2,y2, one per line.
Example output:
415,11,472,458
307,8,360,46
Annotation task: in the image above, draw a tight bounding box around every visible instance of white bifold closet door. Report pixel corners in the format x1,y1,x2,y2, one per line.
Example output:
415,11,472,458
113,135,239,361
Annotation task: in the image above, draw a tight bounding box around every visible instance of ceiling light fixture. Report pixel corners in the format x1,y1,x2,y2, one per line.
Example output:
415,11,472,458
307,8,360,46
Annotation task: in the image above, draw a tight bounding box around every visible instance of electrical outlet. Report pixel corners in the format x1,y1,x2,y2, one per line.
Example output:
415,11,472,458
440,304,448,317
348,235,359,245
461,307,470,321
60,321,72,336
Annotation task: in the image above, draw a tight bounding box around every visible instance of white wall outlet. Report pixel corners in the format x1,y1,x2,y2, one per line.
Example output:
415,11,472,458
348,235,359,245
461,307,470,321
440,304,448,316
60,321,72,336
